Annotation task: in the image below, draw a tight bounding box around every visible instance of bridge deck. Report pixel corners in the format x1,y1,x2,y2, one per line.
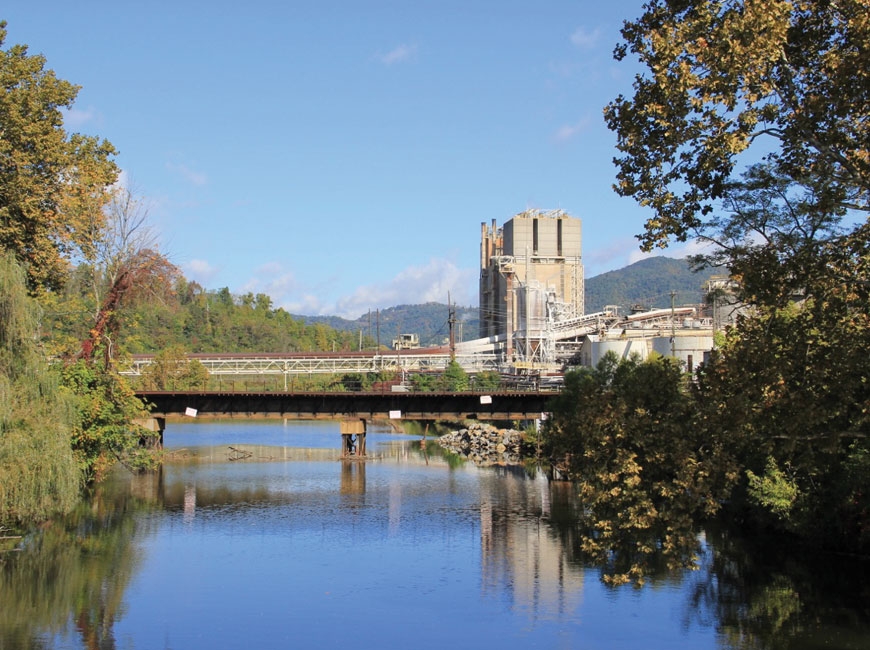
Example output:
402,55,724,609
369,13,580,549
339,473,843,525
137,390,555,421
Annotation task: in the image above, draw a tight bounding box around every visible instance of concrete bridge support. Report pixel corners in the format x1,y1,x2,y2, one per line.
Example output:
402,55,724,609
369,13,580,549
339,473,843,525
339,418,367,458
134,417,166,447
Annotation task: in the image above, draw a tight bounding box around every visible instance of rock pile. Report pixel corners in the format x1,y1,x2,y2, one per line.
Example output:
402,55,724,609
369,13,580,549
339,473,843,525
438,422,526,466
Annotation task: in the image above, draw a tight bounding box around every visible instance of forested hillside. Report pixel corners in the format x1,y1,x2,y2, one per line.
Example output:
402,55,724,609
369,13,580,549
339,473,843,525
299,302,479,347
584,257,719,314
46,276,373,356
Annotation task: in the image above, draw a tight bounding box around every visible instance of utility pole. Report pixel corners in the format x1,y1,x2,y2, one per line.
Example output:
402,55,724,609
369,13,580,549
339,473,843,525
448,293,456,361
670,290,676,358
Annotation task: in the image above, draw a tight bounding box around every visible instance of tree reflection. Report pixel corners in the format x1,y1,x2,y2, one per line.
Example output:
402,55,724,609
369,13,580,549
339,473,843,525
686,526,870,649
0,469,153,649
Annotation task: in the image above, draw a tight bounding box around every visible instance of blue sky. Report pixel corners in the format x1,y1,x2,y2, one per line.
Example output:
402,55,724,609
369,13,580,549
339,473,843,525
4,1,690,318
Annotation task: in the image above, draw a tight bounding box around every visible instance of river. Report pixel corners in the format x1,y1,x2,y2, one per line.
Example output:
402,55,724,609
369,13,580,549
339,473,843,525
1,420,868,649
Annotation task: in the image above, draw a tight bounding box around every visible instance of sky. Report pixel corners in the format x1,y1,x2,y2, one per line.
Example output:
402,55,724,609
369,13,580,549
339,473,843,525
3,0,693,319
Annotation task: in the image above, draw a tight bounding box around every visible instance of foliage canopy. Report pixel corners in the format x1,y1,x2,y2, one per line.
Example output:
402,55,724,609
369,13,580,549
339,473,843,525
0,253,79,525
0,22,118,293
605,0,869,251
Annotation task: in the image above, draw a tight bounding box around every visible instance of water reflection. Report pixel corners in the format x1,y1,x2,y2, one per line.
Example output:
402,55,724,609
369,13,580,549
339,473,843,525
479,467,585,622
340,460,366,495
1,428,869,649
686,526,870,649
0,474,155,650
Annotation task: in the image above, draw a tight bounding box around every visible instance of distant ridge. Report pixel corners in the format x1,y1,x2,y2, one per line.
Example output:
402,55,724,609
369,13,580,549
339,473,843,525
296,302,479,347
294,257,722,344
585,256,718,314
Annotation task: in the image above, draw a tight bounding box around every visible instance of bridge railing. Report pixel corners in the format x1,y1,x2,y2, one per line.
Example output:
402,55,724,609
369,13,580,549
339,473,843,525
120,352,503,377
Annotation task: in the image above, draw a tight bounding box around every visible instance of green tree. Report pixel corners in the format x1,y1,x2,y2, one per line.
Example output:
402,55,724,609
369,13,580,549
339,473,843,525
440,359,469,391
544,353,737,584
605,0,869,251
472,371,501,391
694,223,870,548
0,253,80,526
60,359,159,483
139,345,209,391
0,22,118,293
692,163,848,308
607,0,870,554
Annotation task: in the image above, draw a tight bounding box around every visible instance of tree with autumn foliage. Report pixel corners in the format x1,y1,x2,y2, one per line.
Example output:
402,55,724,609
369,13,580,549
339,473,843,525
544,353,738,585
603,1,870,551
0,21,119,295
0,23,166,498
605,0,868,252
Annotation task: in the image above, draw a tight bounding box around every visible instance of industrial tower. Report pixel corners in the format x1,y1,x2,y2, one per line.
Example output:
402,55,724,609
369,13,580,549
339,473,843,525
479,209,584,365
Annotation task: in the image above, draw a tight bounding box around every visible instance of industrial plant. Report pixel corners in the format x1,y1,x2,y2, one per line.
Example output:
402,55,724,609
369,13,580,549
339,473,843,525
457,209,733,376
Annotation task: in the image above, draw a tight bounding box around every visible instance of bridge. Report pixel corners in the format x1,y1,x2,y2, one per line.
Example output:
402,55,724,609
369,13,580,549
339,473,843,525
136,389,556,458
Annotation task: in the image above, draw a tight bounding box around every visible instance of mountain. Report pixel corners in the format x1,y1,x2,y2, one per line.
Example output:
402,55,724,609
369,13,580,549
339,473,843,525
297,302,479,347
585,257,719,314
295,257,721,344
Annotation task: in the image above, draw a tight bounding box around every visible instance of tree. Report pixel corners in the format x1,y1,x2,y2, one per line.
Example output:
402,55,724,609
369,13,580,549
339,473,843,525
692,163,848,308
139,345,209,391
59,359,159,483
440,359,469,391
605,0,869,251
544,353,737,584
605,1,870,554
0,22,118,293
693,222,870,549
76,186,178,363
0,252,79,525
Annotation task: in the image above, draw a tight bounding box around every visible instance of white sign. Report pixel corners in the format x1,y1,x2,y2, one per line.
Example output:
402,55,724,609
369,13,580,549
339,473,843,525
184,407,198,417
479,395,492,405
389,410,402,419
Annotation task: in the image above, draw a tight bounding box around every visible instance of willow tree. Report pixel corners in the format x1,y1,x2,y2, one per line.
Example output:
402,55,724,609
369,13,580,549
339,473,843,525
0,20,118,295
0,253,79,526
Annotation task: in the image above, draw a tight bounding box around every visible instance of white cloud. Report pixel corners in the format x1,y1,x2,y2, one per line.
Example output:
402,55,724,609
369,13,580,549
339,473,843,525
62,105,100,128
184,259,220,285
166,162,208,186
554,117,591,142
282,294,331,316
330,258,475,319
263,258,474,319
584,236,715,278
626,238,714,265
241,263,299,300
379,43,418,65
570,26,601,49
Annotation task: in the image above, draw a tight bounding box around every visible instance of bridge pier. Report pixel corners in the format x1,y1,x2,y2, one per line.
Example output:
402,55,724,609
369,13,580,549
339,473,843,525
338,418,366,458
339,418,367,458
134,417,166,447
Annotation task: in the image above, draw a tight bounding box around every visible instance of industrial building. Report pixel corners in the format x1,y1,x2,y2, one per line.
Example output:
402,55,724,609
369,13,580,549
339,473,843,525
463,208,721,375
479,209,584,366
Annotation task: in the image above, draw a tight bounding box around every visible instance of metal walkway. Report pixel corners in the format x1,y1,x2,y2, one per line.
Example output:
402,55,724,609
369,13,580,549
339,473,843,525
122,351,502,377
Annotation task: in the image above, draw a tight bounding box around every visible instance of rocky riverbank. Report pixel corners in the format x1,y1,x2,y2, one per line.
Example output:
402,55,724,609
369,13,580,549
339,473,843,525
437,422,529,466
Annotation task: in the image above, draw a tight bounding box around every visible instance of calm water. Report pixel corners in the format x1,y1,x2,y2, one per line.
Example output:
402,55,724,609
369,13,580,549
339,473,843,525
2,420,869,649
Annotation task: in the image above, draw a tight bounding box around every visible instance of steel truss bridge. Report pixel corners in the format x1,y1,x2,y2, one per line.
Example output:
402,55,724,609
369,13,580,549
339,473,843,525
121,351,501,378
